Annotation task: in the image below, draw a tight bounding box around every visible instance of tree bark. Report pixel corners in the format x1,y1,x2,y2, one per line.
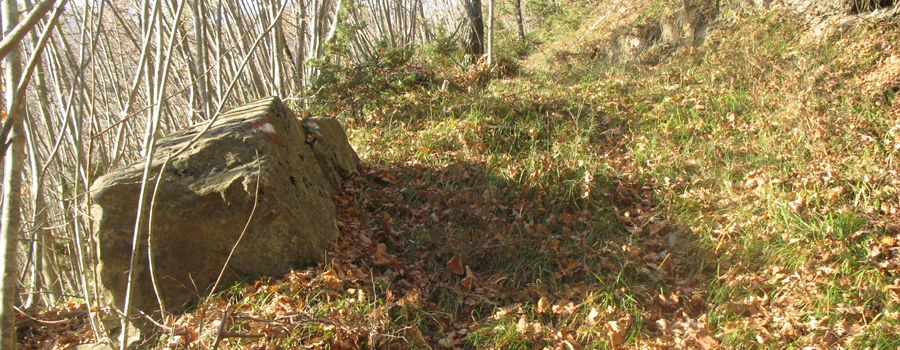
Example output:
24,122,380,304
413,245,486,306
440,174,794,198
487,0,493,66
514,0,525,40
271,0,285,97
0,0,25,347
464,0,484,56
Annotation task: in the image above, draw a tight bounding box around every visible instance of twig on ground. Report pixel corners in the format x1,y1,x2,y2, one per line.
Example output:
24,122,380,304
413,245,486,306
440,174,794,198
211,304,232,350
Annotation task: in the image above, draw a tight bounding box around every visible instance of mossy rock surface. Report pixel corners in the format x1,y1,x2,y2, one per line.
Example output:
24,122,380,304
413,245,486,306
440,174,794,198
91,97,358,331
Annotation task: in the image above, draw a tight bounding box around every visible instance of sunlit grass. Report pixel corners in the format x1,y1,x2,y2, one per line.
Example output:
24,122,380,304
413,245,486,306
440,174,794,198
144,3,900,349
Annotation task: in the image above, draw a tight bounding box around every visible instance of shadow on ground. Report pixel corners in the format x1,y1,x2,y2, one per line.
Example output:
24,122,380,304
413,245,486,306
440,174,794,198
324,155,719,347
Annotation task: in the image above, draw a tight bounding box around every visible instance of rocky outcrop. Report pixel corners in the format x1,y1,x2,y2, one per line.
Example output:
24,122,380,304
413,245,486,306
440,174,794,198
605,0,719,63
90,97,358,330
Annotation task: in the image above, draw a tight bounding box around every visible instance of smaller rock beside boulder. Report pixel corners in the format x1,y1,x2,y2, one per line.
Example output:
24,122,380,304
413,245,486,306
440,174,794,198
302,117,361,191
91,97,359,336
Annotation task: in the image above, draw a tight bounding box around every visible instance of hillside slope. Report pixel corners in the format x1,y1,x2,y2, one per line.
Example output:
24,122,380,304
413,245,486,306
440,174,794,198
19,1,900,349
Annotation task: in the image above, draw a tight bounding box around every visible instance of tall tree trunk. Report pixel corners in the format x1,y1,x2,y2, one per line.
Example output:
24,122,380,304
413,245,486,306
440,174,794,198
271,0,285,97
487,0,493,66
0,0,25,347
295,0,307,94
191,1,211,121
464,0,483,56
514,0,525,40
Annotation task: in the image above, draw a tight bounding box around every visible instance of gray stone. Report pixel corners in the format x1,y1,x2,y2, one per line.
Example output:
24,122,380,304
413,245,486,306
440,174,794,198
91,97,358,332
301,117,361,191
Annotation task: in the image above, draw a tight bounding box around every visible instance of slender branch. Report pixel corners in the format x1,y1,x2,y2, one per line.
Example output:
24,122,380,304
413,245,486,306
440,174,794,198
145,0,188,317
0,0,69,161
210,305,233,350
0,0,56,61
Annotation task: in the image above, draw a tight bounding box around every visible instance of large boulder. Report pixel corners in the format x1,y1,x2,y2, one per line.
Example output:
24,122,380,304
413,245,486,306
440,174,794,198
91,97,358,328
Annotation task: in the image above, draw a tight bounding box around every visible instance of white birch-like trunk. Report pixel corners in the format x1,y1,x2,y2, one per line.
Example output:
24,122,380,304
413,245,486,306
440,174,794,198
0,0,24,347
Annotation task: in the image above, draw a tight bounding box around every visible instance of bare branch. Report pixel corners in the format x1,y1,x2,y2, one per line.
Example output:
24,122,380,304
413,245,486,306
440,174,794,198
0,0,55,61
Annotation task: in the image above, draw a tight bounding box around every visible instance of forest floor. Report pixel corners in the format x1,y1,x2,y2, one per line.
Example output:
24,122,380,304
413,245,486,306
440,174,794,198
18,3,900,350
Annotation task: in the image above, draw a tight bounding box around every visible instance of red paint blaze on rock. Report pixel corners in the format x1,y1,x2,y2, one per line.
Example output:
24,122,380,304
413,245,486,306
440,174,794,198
245,116,274,130
263,133,284,145
245,116,283,145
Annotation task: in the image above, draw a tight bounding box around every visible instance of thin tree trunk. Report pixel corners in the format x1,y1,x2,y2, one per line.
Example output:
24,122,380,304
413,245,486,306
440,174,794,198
515,0,525,40
487,0,493,66
215,1,224,103
271,0,285,97
23,110,64,309
295,0,306,94
0,0,25,347
21,0,64,308
191,1,210,121
464,0,483,56
324,0,343,45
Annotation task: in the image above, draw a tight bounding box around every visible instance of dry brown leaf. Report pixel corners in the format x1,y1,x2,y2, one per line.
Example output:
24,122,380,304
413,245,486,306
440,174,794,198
516,316,542,340
322,269,342,288
552,301,577,317
460,276,475,293
410,328,428,345
826,186,844,204
557,258,580,274
537,297,550,314
372,255,392,266
448,254,465,275
780,322,797,339
380,212,393,235
436,336,458,348
605,321,626,346
887,284,900,302
585,306,601,326
373,243,393,266
698,335,718,349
